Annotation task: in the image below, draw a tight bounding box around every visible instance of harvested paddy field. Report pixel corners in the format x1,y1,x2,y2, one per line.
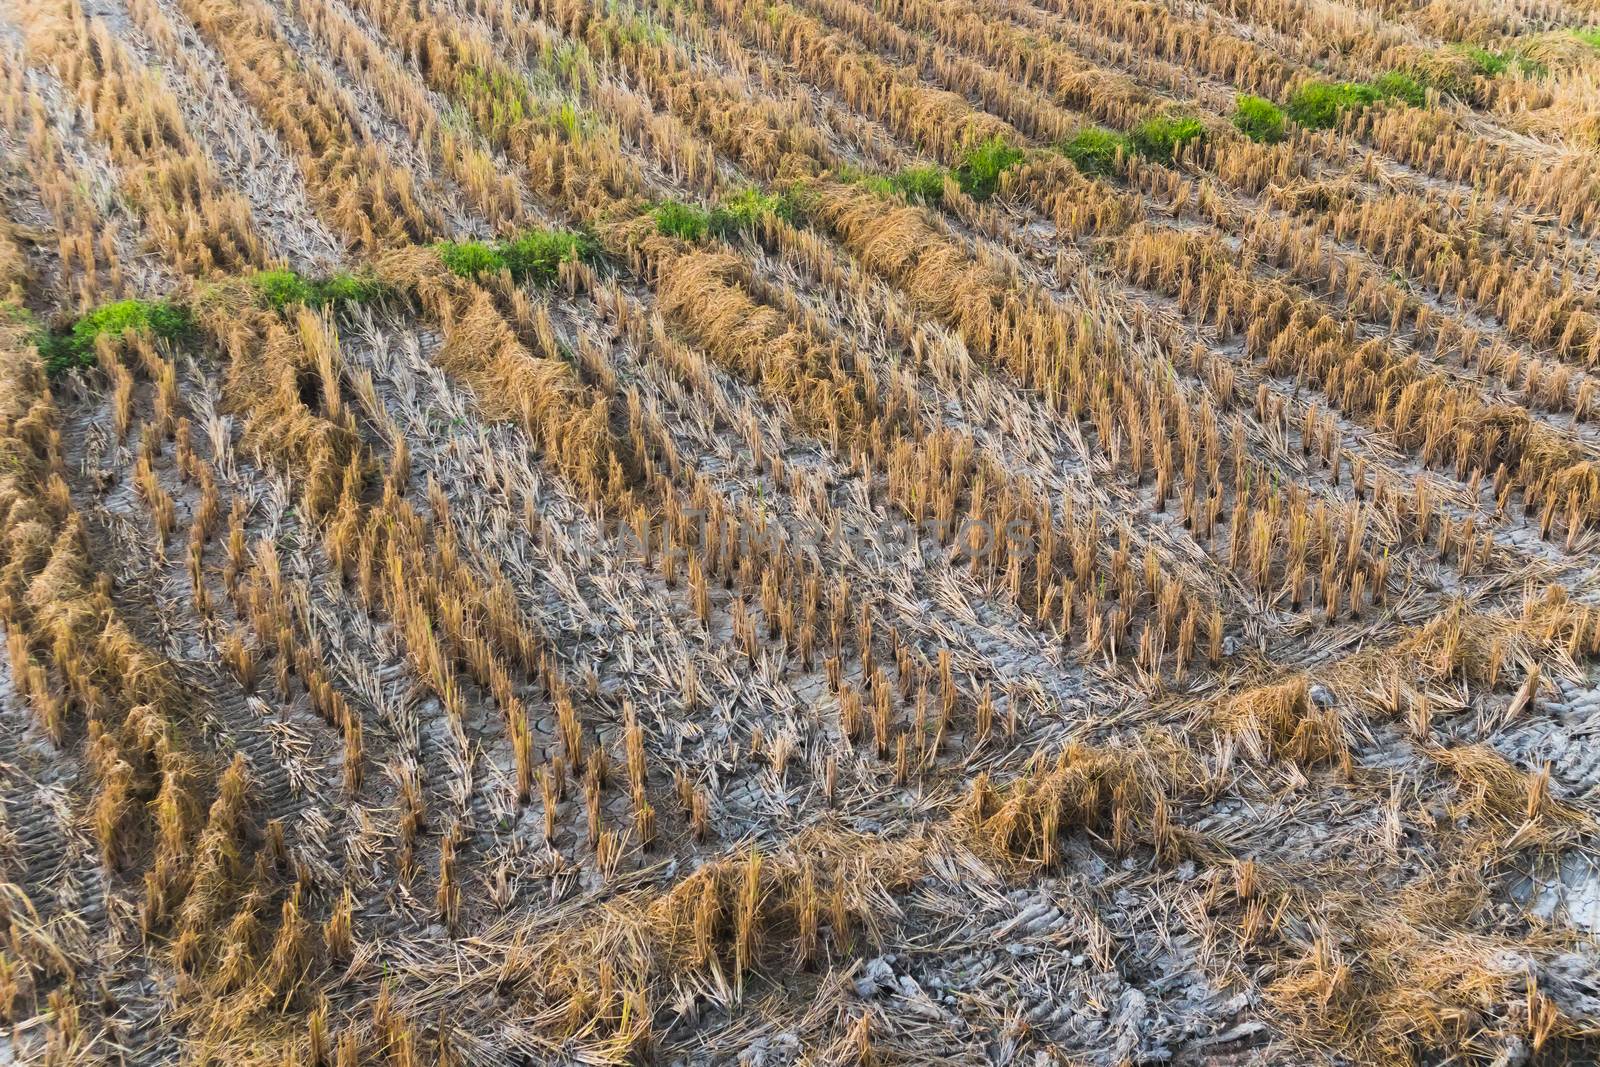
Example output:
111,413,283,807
4,0,1600,1061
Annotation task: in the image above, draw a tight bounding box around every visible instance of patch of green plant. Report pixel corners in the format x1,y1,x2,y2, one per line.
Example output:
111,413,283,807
499,229,595,284
253,269,389,311
39,298,193,376
317,272,388,306
551,42,591,87
438,228,594,282
75,299,189,350
708,187,791,236
890,165,947,202
1460,46,1510,77
602,0,667,46
1285,80,1381,129
775,182,821,222
1576,27,1600,49
457,66,532,136
842,164,894,198
844,163,948,203
854,174,892,199
1231,95,1286,144
666,184,818,239
1374,69,1429,106
652,201,712,241
1060,127,1130,177
556,101,582,139
1448,42,1546,81
1128,115,1207,164
254,268,317,309
437,239,503,278
954,137,1024,200
763,1,795,32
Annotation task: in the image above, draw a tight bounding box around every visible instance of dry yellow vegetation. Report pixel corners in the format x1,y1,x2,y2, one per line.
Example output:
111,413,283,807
1,0,1600,1062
